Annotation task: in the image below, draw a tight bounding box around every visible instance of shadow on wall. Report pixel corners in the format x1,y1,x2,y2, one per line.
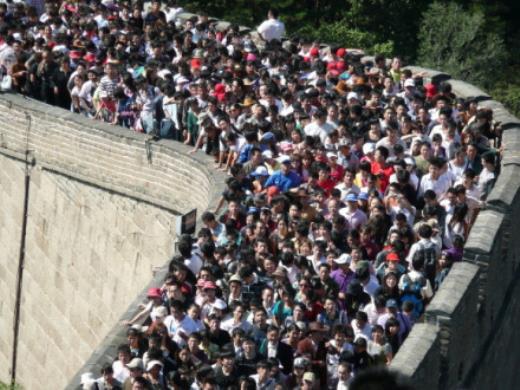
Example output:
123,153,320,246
389,68,520,390
0,93,226,389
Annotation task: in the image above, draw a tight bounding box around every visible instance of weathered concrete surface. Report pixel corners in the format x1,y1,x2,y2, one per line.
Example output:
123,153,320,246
15,168,176,389
0,154,25,384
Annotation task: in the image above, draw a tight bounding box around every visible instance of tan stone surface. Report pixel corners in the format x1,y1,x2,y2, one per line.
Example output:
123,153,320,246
14,169,176,389
0,154,25,383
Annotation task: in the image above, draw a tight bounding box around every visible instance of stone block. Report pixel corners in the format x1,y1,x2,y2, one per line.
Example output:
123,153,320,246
448,79,491,101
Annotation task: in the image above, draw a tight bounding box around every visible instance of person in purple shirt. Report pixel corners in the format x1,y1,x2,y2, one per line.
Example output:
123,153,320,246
264,156,302,193
330,253,356,299
376,299,412,342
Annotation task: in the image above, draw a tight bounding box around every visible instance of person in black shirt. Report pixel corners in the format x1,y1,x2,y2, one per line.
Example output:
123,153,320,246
207,314,231,349
52,56,72,109
236,337,261,377
144,0,166,24
213,350,239,389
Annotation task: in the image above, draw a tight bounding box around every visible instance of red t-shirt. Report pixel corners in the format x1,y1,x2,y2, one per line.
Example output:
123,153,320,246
370,162,394,193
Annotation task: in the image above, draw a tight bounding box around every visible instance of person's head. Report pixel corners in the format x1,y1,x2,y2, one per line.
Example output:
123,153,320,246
256,360,271,380
131,376,150,390
266,325,280,344
232,302,245,321
117,344,131,364
337,362,352,383
268,8,279,19
127,358,144,379
418,223,433,239
221,351,235,369
170,300,185,320
243,337,257,356
355,311,368,328
101,364,114,383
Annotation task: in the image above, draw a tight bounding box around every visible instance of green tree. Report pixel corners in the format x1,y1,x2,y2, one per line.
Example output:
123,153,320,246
417,2,508,89
297,20,395,57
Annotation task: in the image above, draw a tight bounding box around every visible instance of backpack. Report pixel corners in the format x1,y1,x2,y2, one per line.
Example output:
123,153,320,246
416,241,437,285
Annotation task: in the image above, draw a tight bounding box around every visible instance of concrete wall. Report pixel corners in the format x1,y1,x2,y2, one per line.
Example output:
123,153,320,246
390,68,520,389
0,154,25,384
0,94,225,388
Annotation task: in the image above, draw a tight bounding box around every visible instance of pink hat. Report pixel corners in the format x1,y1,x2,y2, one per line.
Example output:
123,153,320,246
204,281,217,290
246,53,257,62
147,287,162,299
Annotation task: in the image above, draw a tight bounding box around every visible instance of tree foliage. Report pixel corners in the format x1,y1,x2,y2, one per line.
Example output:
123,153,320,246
417,2,508,89
179,0,520,115
297,20,395,57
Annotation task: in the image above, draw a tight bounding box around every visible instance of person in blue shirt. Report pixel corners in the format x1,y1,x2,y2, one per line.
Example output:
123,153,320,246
264,156,302,193
237,130,260,164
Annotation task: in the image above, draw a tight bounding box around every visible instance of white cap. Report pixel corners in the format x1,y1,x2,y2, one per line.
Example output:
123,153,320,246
252,166,269,177
334,253,351,265
347,91,359,101
326,151,338,159
146,360,164,372
404,78,415,88
262,150,273,159
213,299,227,311
363,143,375,155
277,155,292,164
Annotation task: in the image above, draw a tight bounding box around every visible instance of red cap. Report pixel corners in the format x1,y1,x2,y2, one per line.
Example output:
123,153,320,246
309,47,320,57
336,48,346,58
69,50,82,60
327,61,337,71
336,61,346,72
83,53,96,63
147,287,162,299
191,58,201,69
386,252,400,262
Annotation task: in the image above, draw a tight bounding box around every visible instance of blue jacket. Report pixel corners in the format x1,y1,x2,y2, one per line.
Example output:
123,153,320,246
264,170,301,192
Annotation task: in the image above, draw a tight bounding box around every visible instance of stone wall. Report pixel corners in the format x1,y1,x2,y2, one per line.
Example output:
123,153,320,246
389,67,520,389
0,154,25,384
0,94,225,388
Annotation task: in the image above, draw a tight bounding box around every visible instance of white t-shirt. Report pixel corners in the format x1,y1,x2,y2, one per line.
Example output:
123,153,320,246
112,360,130,383
164,314,199,346
257,18,285,41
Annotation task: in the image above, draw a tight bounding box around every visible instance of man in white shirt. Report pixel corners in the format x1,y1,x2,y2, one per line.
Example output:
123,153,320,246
164,300,198,346
335,362,352,390
257,9,285,42
418,158,453,199
304,109,334,144
112,345,131,383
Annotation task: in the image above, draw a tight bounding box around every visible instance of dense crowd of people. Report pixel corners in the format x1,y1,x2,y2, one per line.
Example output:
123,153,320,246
0,1,502,389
